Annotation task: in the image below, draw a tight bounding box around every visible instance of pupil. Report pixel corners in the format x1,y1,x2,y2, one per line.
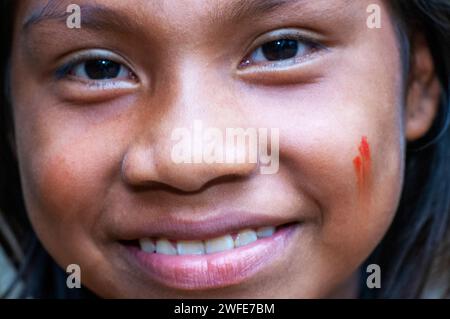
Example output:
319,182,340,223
262,39,299,61
85,60,121,79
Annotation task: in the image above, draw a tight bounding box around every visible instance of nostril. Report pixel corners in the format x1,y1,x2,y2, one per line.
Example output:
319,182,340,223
199,174,249,190
121,147,158,186
164,173,249,194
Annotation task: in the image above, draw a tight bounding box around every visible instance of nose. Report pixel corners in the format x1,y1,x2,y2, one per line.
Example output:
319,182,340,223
121,66,258,192
122,141,257,192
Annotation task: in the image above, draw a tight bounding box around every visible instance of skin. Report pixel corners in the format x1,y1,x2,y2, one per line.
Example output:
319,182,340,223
9,0,440,298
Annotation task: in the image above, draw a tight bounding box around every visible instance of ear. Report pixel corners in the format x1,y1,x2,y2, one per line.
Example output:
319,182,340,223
405,34,441,142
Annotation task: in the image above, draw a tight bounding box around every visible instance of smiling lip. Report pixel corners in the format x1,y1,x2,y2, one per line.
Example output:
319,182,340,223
115,210,301,241
123,222,299,290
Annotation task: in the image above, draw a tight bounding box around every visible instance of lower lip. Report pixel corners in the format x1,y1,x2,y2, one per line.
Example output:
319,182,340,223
123,223,299,290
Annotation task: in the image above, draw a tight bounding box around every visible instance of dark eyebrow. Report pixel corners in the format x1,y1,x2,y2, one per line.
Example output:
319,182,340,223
23,0,302,33
22,2,140,32
222,0,298,22
23,0,69,30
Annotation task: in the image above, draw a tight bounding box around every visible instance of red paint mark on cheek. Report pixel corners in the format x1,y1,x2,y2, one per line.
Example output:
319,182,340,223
353,136,371,195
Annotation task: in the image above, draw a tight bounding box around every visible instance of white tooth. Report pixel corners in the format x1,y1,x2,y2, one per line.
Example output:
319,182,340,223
256,226,275,238
156,239,177,255
205,235,234,254
234,229,258,248
139,238,156,253
177,240,205,255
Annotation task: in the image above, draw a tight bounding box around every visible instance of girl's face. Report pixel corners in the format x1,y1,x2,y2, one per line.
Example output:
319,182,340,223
9,0,438,298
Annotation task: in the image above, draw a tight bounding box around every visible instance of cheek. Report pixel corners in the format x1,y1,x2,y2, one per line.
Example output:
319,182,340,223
20,140,101,245
26,144,105,219
254,27,404,262
236,39,405,285
243,89,405,296
15,115,127,266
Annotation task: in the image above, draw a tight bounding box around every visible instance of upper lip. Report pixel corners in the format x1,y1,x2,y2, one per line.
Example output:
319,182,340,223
116,211,300,241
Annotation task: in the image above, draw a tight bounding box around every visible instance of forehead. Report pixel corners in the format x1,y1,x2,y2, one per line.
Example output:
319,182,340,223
18,0,383,33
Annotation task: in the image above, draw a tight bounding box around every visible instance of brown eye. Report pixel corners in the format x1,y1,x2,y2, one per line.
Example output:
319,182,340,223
260,39,300,61
70,59,133,80
240,32,322,69
83,59,123,79
56,49,137,85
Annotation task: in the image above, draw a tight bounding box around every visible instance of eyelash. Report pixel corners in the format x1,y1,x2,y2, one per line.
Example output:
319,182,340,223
55,50,137,86
239,33,325,69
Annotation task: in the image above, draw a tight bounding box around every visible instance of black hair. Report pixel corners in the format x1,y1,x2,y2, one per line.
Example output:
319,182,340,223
363,0,450,298
1,0,450,298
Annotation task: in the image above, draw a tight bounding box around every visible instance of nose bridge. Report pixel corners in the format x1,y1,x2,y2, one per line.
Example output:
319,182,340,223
121,62,258,192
